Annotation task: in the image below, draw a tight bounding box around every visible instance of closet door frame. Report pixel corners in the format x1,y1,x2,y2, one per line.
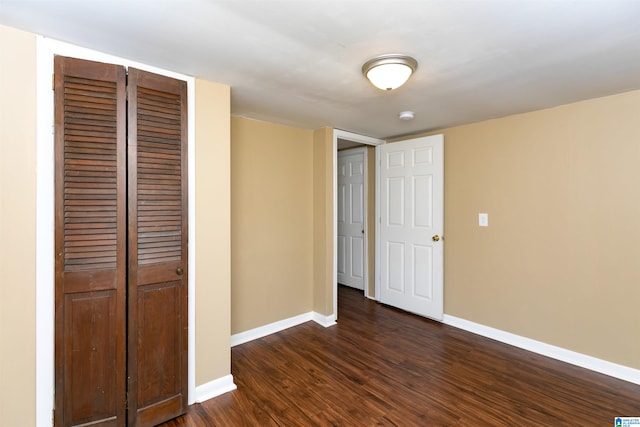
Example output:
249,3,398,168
35,38,196,427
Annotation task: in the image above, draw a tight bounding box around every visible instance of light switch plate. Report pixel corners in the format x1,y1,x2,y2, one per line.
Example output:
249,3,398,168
479,213,489,227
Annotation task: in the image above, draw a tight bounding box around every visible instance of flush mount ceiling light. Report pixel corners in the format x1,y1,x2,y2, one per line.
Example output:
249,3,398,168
398,111,415,120
362,54,418,91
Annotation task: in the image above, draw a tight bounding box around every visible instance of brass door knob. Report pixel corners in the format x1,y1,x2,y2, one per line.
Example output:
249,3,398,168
176,267,184,276
432,235,440,242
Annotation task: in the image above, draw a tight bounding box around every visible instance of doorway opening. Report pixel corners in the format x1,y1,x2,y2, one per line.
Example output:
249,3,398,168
337,147,367,292
332,130,384,319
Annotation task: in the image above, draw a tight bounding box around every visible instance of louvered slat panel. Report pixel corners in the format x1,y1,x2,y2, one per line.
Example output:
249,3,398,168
63,75,118,272
136,86,182,266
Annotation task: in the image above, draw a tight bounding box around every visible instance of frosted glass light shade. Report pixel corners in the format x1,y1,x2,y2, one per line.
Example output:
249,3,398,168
362,54,417,91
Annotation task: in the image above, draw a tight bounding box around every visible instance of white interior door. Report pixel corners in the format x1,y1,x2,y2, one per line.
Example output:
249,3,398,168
337,148,365,290
377,135,444,320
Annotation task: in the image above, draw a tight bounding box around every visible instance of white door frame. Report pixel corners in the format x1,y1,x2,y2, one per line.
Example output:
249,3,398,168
332,130,384,319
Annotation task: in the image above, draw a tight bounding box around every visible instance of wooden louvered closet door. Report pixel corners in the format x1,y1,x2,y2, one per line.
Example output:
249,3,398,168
127,68,188,426
54,56,127,427
54,56,188,427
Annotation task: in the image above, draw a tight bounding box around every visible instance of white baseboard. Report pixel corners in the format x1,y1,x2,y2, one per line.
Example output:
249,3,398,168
442,314,640,386
312,311,337,327
195,374,237,403
231,312,313,347
231,311,336,347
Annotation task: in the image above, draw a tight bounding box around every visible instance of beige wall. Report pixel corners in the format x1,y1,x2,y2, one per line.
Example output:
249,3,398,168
0,25,37,426
231,117,315,333
396,90,640,369
194,79,232,384
313,128,334,315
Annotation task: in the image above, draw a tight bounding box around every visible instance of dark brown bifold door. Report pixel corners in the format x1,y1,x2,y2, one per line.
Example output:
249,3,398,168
54,56,127,426
126,68,188,426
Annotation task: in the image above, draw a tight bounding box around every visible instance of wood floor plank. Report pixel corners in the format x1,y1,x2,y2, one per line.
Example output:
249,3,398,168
160,286,640,426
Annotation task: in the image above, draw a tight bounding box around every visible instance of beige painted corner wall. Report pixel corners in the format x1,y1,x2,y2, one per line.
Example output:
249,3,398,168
0,25,37,426
231,117,315,334
398,90,640,369
194,79,231,385
313,128,334,315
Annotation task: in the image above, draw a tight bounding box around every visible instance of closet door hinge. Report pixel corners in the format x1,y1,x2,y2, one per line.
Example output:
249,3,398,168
52,73,55,91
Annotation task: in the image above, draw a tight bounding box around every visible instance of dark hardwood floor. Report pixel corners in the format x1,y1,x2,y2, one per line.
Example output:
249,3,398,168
161,285,640,426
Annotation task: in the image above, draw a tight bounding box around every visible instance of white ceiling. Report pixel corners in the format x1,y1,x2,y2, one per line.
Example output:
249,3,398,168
2,0,640,139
